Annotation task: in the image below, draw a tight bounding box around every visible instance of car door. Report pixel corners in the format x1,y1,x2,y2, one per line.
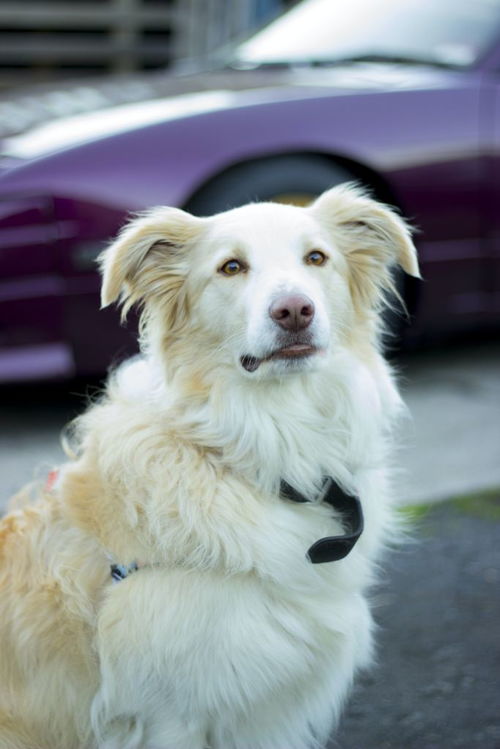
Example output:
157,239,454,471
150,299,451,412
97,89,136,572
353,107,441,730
483,62,500,322
0,194,71,381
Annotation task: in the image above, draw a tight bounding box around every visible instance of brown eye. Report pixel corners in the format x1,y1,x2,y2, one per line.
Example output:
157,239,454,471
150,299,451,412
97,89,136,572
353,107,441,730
305,250,327,266
219,259,244,276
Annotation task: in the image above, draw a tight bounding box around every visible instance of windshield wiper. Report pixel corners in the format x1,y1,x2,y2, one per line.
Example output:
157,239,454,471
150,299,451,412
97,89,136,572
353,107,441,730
230,52,457,71
310,52,457,68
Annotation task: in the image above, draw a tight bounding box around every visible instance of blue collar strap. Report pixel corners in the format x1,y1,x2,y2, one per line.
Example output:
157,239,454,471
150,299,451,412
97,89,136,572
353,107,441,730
280,476,364,564
110,560,138,582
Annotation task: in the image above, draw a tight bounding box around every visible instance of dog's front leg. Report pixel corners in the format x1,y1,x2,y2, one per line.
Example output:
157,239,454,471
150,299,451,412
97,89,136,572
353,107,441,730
92,574,209,749
94,713,145,749
93,699,207,749
92,686,209,749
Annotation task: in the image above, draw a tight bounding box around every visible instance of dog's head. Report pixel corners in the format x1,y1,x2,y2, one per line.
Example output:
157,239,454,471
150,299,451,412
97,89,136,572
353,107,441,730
100,184,419,381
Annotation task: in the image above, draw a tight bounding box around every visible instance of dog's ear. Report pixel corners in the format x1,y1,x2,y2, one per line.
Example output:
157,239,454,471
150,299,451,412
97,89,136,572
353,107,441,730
310,184,420,310
99,207,205,320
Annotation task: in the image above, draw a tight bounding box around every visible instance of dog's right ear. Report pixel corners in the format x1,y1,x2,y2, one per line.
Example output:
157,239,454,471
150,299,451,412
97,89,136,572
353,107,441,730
99,207,205,319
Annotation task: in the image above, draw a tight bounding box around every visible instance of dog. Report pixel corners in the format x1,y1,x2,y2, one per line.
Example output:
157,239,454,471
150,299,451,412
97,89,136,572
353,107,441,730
0,184,419,749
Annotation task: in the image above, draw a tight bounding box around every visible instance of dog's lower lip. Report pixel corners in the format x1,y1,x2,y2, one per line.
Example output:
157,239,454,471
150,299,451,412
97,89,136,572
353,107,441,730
241,345,318,372
268,344,317,360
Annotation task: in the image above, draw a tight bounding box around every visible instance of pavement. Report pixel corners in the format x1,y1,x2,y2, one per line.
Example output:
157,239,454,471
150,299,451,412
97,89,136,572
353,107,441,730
394,341,500,505
0,341,499,748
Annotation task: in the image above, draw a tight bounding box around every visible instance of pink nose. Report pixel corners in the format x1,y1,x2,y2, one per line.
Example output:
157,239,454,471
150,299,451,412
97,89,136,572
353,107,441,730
269,294,315,332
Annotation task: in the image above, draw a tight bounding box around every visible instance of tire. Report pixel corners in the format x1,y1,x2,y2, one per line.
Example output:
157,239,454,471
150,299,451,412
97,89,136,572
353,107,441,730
183,154,356,216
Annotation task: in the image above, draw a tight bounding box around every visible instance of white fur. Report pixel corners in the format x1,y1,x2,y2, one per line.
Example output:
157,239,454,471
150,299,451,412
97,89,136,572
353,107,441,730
0,185,419,749
90,188,417,748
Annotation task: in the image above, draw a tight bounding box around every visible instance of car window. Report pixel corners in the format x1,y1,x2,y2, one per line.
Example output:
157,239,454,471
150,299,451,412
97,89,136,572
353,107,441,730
234,0,500,68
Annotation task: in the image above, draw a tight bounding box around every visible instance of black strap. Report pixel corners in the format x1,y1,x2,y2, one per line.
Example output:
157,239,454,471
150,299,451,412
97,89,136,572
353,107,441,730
280,476,364,564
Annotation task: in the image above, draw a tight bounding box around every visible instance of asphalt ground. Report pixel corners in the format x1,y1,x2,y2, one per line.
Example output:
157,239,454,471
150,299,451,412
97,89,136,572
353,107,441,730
334,493,500,749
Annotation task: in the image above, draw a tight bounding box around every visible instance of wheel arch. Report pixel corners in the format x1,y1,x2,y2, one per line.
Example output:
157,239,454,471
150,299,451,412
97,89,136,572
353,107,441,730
182,148,420,320
183,148,399,213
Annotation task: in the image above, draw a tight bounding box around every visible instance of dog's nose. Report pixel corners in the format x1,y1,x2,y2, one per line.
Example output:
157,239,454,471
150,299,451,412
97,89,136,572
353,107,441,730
269,295,315,331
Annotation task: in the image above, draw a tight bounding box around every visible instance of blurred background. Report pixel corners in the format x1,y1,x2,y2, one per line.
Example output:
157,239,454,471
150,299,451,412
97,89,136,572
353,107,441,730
0,1,499,747
0,0,290,89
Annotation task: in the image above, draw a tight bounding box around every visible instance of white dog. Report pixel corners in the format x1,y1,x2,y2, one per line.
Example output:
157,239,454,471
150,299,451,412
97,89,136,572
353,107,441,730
0,184,419,749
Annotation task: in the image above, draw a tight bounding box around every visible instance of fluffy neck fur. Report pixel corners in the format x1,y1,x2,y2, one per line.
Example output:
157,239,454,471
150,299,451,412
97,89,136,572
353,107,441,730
119,341,400,501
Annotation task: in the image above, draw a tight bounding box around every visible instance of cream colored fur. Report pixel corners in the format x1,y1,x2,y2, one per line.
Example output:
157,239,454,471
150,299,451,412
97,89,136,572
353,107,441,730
0,185,419,749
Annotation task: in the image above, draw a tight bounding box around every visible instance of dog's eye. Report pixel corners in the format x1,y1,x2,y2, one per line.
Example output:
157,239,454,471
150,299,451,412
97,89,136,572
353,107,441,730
219,259,245,276
305,250,327,266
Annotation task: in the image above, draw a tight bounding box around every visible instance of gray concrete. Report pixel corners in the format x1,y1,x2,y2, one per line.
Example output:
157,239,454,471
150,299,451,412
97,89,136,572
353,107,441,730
1,342,499,513
395,342,500,505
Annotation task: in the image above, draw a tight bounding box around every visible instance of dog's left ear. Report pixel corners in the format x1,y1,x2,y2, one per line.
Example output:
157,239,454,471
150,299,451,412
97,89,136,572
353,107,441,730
99,207,205,321
310,184,420,309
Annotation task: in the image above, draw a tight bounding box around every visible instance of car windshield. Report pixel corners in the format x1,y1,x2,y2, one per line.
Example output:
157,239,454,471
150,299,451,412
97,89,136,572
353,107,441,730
232,0,500,68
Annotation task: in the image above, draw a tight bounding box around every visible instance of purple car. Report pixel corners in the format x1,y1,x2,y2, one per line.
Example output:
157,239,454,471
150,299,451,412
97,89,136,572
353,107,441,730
1,0,500,382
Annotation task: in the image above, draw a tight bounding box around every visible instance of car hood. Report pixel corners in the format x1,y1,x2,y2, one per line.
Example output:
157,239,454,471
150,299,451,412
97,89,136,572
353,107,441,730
0,64,450,161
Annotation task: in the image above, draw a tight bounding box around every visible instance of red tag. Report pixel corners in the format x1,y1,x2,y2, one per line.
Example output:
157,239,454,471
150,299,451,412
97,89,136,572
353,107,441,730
45,469,59,492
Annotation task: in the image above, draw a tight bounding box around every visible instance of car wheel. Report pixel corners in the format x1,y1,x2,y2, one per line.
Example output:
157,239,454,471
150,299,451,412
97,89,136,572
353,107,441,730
183,154,356,214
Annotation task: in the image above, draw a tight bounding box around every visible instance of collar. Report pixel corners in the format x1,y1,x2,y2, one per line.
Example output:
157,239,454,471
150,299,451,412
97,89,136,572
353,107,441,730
280,476,364,564
109,476,363,582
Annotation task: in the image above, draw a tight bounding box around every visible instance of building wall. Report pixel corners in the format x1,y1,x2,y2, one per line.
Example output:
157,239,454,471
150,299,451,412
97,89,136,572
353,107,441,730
0,0,287,90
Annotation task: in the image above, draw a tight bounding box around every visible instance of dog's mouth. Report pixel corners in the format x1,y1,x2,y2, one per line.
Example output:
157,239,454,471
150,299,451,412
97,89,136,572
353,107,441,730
240,344,319,373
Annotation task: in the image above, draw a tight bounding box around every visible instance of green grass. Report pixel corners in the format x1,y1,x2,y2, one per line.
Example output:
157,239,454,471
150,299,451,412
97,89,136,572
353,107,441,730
399,487,500,523
451,488,500,520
